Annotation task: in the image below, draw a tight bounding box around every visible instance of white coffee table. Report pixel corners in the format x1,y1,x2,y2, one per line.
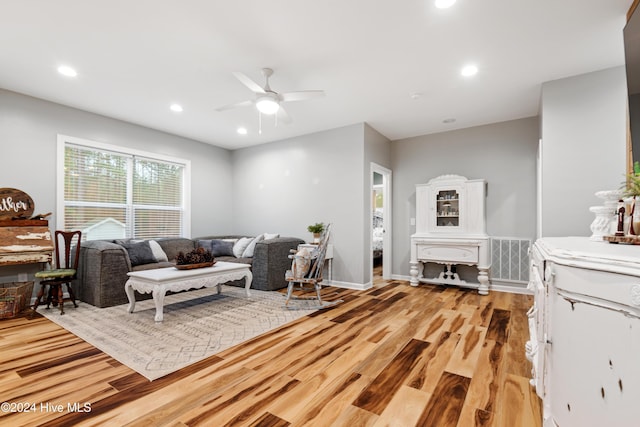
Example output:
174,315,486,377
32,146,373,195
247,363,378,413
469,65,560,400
125,261,252,322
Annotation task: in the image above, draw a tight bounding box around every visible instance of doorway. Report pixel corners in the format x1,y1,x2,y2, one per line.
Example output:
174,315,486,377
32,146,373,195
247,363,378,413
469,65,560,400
370,163,392,282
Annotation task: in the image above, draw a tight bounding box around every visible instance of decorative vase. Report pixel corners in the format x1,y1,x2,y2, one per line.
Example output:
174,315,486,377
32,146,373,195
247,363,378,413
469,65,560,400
312,233,321,244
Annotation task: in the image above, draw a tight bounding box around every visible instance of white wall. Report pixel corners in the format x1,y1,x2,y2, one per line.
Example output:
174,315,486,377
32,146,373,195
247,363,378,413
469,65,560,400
391,117,540,277
231,124,368,286
0,89,234,282
540,66,627,237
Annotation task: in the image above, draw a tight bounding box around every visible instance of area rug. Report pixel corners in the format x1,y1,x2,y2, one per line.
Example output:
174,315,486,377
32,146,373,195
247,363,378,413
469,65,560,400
41,285,317,381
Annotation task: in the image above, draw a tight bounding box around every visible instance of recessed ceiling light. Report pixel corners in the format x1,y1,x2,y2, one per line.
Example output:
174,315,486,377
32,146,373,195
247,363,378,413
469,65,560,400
435,0,456,9
461,64,478,77
170,104,183,113
237,127,248,135
410,92,423,100
57,65,78,77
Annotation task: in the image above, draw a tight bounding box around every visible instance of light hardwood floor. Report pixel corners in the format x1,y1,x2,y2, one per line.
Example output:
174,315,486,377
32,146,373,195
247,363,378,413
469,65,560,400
0,279,541,426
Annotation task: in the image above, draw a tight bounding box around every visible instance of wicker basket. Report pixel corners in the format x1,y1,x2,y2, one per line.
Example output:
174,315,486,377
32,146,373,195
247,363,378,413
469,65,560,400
0,281,34,319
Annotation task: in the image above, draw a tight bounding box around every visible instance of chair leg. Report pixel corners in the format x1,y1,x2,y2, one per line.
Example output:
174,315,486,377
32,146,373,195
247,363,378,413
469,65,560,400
315,283,323,304
56,285,65,315
285,281,295,306
66,282,78,308
46,285,54,309
32,283,46,314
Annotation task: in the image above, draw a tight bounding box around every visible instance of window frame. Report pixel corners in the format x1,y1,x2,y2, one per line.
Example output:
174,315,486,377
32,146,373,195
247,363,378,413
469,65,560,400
56,134,191,239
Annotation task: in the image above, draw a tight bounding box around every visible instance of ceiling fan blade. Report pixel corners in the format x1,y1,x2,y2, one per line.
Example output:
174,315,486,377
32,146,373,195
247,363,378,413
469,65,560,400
277,106,293,125
215,99,254,112
232,71,266,94
280,90,325,102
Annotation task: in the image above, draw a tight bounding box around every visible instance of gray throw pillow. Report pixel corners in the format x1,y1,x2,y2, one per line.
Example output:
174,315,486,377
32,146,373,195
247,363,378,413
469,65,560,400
210,239,234,257
121,241,157,266
198,239,234,257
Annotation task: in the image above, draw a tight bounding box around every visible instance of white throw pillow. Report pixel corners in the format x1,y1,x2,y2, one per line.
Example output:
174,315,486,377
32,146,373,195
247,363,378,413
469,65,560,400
242,234,265,258
148,240,169,262
263,233,280,240
233,237,253,258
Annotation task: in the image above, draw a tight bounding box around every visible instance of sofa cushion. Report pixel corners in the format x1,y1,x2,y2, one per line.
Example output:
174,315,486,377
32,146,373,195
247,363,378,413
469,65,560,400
242,234,264,258
121,241,157,266
233,237,253,258
156,238,196,262
148,240,169,262
197,239,235,257
132,261,174,271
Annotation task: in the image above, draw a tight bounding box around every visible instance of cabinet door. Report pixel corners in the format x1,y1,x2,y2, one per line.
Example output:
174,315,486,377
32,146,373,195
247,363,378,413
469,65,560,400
548,267,640,426
430,184,464,233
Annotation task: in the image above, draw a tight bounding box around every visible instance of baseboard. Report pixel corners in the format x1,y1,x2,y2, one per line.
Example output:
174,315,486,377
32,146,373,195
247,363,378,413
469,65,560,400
325,280,373,291
389,274,532,295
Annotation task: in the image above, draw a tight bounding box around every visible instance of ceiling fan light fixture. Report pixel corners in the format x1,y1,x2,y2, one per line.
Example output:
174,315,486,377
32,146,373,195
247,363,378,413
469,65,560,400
256,94,280,115
435,0,456,9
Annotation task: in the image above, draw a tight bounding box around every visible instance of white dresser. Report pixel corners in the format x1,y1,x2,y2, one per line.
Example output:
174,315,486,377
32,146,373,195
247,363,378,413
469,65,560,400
527,237,640,427
410,174,490,294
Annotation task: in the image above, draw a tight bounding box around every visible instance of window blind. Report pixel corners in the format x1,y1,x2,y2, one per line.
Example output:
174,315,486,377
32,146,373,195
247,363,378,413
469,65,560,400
63,143,185,240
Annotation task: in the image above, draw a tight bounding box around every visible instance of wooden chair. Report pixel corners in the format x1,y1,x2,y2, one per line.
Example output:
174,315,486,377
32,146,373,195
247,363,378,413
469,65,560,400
33,230,82,315
284,224,342,310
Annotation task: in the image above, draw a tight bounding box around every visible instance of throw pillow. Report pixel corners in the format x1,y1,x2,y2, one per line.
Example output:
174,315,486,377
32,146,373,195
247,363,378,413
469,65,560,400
232,237,253,258
121,241,157,266
196,239,213,252
148,240,169,262
198,239,235,257
242,234,265,258
210,239,235,257
263,233,280,240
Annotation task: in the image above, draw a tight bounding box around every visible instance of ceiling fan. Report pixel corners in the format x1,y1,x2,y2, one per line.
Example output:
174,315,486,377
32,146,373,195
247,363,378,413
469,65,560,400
216,68,325,125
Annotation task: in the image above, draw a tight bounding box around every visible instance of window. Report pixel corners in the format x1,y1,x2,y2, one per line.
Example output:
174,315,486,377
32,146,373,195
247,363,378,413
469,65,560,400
57,135,191,240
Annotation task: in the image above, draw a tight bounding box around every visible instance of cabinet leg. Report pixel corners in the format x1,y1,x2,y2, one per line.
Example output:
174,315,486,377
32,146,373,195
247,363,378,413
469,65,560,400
410,262,419,286
478,268,490,295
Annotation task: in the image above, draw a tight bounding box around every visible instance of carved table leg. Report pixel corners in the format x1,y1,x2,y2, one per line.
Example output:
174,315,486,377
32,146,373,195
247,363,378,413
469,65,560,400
244,270,253,297
125,280,137,314
152,285,167,322
477,268,490,295
410,262,419,287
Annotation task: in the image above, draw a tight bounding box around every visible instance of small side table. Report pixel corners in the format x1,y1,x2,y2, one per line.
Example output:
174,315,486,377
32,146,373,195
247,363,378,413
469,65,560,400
298,243,334,282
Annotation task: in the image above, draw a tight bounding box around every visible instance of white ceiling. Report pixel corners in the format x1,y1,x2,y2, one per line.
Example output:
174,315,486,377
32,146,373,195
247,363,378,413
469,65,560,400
0,0,633,150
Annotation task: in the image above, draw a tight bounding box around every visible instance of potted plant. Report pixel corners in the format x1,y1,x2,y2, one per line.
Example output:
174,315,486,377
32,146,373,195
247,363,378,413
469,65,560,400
307,222,325,243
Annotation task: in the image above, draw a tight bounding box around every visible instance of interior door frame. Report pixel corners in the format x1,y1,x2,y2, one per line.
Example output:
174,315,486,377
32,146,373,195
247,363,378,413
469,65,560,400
370,162,392,281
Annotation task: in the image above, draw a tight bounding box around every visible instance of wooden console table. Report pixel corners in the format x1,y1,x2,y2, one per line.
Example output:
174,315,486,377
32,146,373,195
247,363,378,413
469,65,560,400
0,219,53,266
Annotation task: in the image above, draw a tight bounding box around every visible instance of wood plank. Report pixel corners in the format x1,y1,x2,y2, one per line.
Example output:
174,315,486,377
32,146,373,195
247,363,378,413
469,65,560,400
353,338,431,415
416,371,471,427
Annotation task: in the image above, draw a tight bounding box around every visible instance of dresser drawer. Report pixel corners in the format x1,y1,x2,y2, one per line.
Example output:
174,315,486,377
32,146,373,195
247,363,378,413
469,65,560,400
416,244,479,263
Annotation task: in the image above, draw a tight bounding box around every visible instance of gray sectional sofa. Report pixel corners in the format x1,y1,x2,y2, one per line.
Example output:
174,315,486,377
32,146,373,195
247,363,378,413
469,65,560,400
77,235,304,308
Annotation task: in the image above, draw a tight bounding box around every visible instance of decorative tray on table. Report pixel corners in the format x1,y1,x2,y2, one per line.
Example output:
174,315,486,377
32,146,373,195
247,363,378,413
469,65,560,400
174,248,216,269
174,261,216,270
603,235,640,245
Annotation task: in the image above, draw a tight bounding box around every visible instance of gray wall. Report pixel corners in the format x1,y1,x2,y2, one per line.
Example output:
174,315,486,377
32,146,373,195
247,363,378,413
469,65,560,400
540,66,627,237
231,124,367,285
0,89,234,282
391,117,540,277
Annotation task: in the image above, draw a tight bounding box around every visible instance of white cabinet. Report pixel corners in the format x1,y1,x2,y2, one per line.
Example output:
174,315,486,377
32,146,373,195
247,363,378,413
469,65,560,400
528,237,640,427
410,175,490,294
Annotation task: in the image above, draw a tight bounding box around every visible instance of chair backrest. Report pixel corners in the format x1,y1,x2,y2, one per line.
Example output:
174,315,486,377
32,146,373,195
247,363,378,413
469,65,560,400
54,230,82,271
307,223,331,281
